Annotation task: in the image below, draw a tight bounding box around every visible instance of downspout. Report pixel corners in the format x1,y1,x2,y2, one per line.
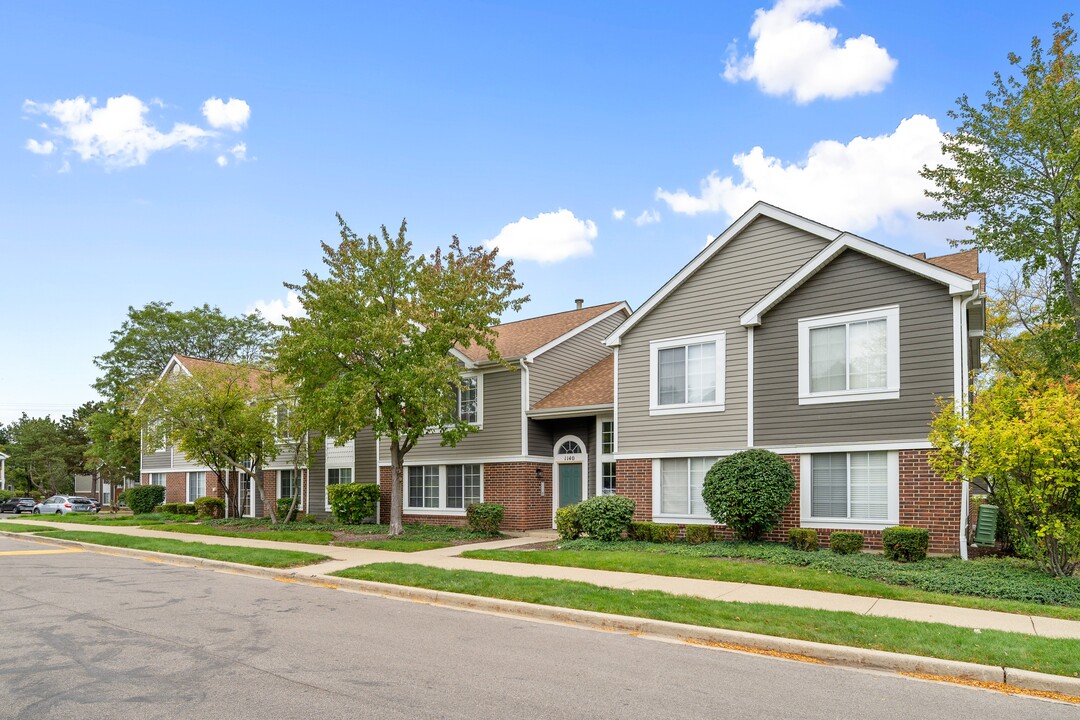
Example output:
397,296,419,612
958,285,981,561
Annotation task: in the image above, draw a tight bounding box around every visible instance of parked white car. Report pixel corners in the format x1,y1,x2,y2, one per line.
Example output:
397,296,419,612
33,495,97,515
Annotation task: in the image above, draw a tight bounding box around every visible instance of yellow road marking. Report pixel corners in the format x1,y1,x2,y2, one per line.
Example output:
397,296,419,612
0,548,86,556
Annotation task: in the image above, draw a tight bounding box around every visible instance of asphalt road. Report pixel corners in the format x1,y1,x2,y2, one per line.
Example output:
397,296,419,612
0,535,1073,720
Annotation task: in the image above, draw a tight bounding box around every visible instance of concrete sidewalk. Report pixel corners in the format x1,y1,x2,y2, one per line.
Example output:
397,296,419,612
6,516,1079,640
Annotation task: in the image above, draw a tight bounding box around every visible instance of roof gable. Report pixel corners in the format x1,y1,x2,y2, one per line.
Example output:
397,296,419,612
531,354,614,412
606,202,839,345
459,301,628,363
740,233,981,326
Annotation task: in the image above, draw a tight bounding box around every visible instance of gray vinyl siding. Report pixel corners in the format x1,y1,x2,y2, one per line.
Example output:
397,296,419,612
141,448,208,471
754,249,955,445
529,311,626,406
354,428,378,484
265,444,301,470
617,216,829,453
307,432,326,515
527,419,554,456
380,368,523,461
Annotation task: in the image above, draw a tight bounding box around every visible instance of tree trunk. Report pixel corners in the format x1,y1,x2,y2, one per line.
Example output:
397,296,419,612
389,441,404,536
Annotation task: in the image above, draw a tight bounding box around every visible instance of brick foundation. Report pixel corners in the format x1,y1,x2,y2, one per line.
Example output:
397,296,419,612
615,449,962,555
378,462,554,531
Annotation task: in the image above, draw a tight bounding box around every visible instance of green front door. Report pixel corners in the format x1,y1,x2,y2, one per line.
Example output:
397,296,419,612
559,463,583,507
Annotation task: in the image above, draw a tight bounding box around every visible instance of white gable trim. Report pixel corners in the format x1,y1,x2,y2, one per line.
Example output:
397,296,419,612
605,202,839,346
740,233,981,327
526,302,630,361
449,348,479,369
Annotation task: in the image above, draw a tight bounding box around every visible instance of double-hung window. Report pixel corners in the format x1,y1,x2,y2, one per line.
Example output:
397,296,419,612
798,306,899,404
655,457,716,519
649,332,726,415
599,418,616,496
801,451,898,528
279,469,299,499
149,472,166,488
456,376,479,424
275,403,293,440
327,467,352,488
407,464,482,513
186,471,206,502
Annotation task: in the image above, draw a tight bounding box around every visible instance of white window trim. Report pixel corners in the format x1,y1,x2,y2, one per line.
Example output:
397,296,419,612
277,469,303,511
650,458,715,524
186,471,206,503
797,305,900,405
799,451,900,530
595,416,615,497
648,330,726,416
404,463,484,516
458,373,483,429
324,467,353,512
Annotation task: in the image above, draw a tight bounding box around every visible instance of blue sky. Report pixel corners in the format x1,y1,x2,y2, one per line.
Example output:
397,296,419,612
0,0,1067,423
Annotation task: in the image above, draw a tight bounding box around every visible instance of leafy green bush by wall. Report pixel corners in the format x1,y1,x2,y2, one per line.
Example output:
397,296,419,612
276,497,301,522
628,522,654,542
788,528,818,551
556,504,583,540
702,450,794,540
159,503,179,514
327,483,380,525
685,524,713,545
125,485,166,515
466,503,504,535
650,524,679,543
829,531,865,555
176,503,198,516
883,526,929,562
195,496,225,519
577,495,635,541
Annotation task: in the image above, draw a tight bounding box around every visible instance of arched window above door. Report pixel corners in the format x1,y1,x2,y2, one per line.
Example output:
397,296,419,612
557,440,583,456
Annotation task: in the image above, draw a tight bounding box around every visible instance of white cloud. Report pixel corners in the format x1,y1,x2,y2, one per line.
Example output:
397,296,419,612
634,209,661,226
485,209,597,263
216,155,229,167
656,114,946,235
723,0,897,103
202,97,250,131
612,208,626,220
25,139,54,155
705,234,716,247
230,142,247,161
249,290,305,326
23,95,210,168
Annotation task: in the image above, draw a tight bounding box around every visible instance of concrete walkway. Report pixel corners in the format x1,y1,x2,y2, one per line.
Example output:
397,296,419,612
6,517,1079,640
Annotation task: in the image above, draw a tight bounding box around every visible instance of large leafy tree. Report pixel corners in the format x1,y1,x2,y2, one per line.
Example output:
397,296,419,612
4,414,71,496
930,374,1080,577
134,361,289,521
277,216,526,535
84,406,141,509
921,15,1080,346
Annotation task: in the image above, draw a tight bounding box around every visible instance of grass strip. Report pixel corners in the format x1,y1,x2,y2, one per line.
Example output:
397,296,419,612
23,513,198,526
37,530,329,568
333,563,1080,678
0,522,54,533
338,540,451,552
462,549,1080,622
151,523,336,545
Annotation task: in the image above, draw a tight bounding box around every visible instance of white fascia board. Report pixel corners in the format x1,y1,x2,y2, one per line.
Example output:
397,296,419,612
526,403,615,420
606,202,840,346
527,302,630,361
740,233,981,327
449,348,479,369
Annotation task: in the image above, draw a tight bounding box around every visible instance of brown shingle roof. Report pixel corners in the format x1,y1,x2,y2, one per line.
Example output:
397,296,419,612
532,354,614,410
914,249,985,290
458,302,624,363
172,354,276,391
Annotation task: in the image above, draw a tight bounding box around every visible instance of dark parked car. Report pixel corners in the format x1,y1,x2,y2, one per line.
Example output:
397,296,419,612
0,497,37,514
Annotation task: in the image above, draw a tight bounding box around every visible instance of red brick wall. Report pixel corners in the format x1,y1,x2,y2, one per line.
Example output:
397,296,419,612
378,462,553,531
614,450,961,555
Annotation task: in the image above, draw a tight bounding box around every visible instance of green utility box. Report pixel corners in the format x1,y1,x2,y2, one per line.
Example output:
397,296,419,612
973,504,999,546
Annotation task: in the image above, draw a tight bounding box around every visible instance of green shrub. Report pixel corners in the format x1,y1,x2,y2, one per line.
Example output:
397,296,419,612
175,503,198,515
466,503,504,535
577,495,635,541
685,524,713,545
159,503,179,514
651,524,679,543
829,531,865,555
276,497,301,522
556,504,583,540
327,483,380,525
194,496,225,519
0,489,17,502
883,526,929,563
788,528,819,551
702,450,795,540
125,485,166,515
628,521,653,542
299,512,323,524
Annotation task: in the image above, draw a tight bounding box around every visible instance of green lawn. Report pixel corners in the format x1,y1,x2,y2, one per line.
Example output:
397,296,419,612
333,563,1080,678
36,530,329,568
22,512,198,526
152,523,337,545
339,540,452,552
208,518,498,542
0,522,53,533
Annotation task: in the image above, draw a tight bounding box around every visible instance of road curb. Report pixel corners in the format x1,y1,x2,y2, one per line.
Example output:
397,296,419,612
7,530,1080,699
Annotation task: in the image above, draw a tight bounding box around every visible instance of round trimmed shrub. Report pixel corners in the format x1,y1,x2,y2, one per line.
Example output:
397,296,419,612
788,527,818,551
577,495,636,541
685,524,713,545
555,504,582,540
466,503,504,535
327,482,380,525
882,526,929,562
702,450,795,540
829,531,865,555
195,496,225,519
125,484,166,515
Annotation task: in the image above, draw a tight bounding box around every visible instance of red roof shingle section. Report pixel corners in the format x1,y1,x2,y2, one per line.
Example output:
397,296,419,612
532,354,614,410
458,302,624,363
918,248,985,290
